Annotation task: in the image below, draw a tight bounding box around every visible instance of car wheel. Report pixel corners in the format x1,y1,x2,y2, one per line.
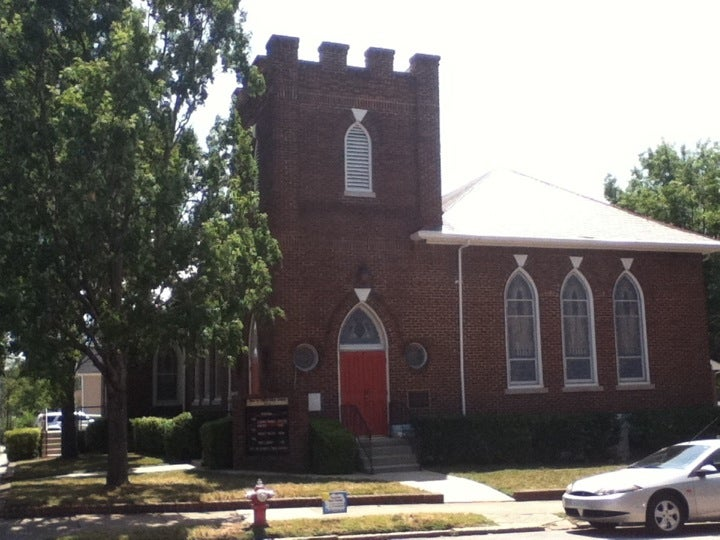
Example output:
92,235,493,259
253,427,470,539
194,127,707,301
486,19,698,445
646,492,685,535
588,521,617,530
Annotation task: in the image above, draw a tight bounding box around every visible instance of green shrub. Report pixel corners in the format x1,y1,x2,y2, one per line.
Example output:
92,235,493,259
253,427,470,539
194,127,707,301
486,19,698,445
414,412,621,467
164,412,201,463
529,412,620,464
414,415,487,465
5,428,41,461
627,405,720,458
131,416,171,457
309,418,357,474
84,418,108,453
200,416,233,469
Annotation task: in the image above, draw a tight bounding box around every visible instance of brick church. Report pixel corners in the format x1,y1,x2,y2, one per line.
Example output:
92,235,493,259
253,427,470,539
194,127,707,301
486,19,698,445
132,35,720,471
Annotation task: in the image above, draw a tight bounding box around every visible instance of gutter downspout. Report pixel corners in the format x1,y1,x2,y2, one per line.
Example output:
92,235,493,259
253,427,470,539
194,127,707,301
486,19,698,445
458,244,470,416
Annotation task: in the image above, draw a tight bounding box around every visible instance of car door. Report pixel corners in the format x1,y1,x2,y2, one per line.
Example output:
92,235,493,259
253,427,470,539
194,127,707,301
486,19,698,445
692,449,720,519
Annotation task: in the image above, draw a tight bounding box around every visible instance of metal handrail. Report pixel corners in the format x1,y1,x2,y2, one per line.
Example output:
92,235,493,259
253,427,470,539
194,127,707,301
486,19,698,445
389,400,419,460
389,400,412,425
340,404,373,474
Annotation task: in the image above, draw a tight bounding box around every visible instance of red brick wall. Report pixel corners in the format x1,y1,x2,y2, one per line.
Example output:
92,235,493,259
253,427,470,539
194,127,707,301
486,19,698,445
236,35,715,469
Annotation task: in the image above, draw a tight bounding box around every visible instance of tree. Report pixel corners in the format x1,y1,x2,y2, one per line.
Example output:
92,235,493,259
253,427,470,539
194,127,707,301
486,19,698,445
605,140,720,358
0,1,279,487
0,342,54,432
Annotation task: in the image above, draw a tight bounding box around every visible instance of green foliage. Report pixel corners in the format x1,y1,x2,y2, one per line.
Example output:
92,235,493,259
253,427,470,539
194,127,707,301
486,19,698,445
5,428,41,461
131,417,171,457
626,405,720,458
84,417,108,453
1,357,55,431
200,416,233,469
309,418,358,474
530,413,619,463
163,412,201,463
414,412,621,467
604,140,720,358
0,0,279,486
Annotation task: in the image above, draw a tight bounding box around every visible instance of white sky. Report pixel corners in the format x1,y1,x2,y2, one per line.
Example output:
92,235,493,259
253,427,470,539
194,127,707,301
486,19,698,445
196,0,720,200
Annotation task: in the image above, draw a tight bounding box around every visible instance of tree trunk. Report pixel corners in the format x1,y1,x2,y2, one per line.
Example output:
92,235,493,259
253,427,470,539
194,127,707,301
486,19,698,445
105,351,129,488
60,361,79,459
60,402,79,459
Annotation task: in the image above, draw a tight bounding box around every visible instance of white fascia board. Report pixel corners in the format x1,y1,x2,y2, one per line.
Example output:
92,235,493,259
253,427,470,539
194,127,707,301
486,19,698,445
410,231,720,255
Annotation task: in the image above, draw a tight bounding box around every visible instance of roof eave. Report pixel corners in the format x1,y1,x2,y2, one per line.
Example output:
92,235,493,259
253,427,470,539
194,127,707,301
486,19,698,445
410,231,720,255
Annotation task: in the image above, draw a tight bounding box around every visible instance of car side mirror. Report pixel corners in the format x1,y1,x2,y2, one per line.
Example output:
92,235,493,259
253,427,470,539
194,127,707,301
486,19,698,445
696,464,718,477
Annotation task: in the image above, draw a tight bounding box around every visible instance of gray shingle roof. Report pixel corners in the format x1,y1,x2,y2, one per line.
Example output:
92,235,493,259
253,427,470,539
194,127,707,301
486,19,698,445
413,169,720,253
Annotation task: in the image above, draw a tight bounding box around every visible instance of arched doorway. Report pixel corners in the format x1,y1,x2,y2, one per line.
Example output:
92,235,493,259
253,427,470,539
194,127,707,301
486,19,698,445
338,305,388,436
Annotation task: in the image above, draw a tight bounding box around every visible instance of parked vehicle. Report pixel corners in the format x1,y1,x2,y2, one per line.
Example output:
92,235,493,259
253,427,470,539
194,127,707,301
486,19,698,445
35,411,98,432
563,439,720,535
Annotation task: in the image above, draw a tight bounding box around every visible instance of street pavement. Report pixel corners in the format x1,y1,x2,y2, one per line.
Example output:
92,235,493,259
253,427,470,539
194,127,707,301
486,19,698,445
0,450,574,539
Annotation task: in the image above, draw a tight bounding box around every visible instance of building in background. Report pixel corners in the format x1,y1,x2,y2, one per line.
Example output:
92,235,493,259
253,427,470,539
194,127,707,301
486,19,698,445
75,359,103,416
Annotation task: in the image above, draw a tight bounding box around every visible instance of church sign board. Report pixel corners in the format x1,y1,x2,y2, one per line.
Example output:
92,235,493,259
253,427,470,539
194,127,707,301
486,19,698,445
246,397,290,455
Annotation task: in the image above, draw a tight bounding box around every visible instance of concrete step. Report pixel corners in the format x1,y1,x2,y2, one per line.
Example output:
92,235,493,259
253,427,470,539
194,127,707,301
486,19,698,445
42,433,62,458
358,436,419,473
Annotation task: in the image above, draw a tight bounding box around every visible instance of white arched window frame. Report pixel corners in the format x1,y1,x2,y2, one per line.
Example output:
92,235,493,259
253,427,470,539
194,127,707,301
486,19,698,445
344,122,373,196
153,344,185,406
561,271,598,386
613,272,650,384
504,269,543,388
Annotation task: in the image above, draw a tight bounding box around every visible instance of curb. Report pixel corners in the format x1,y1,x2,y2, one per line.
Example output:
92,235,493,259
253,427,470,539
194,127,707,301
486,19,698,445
277,526,546,540
512,489,564,501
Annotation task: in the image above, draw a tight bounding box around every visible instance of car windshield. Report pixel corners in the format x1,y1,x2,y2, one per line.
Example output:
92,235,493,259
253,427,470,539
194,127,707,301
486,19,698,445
630,444,710,469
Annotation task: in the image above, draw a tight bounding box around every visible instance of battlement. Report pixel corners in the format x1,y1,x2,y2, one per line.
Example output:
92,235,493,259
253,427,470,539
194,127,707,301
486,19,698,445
244,34,443,232
263,34,439,77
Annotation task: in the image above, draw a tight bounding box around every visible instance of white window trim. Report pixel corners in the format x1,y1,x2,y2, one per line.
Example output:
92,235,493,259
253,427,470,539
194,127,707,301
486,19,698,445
152,344,185,407
560,270,598,387
344,122,374,195
613,271,650,385
504,269,544,389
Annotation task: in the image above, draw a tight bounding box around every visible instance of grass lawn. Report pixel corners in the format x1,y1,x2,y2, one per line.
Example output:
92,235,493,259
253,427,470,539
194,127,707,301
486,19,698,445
6,454,625,507
438,464,624,495
56,514,494,540
5,454,424,508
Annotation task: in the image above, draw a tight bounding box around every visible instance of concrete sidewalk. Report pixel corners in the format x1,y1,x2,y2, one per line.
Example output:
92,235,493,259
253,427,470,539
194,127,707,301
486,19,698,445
368,469,515,503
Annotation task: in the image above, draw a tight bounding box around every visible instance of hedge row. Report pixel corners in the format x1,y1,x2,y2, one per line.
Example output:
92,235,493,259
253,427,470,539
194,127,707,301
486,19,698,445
626,405,720,457
4,428,41,462
200,416,234,469
412,405,720,467
83,411,230,467
309,418,357,474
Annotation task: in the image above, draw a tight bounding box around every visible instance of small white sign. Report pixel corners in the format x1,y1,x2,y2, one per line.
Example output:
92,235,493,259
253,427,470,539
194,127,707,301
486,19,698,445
323,491,348,514
308,393,321,412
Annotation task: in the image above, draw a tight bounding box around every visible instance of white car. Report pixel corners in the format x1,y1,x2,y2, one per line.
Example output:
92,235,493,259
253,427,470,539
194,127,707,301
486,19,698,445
35,411,97,432
563,439,720,535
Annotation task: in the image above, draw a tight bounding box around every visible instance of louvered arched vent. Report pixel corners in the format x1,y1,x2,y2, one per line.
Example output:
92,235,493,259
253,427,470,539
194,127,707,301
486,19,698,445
345,122,372,194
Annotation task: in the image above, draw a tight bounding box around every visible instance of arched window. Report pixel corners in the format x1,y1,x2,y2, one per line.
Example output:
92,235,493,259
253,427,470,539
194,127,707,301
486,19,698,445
613,273,649,383
153,345,184,405
562,272,597,385
505,270,542,386
339,306,383,350
344,122,372,194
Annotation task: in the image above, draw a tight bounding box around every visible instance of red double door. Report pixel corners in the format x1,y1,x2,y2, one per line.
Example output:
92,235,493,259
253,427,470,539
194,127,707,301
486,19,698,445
340,351,387,436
